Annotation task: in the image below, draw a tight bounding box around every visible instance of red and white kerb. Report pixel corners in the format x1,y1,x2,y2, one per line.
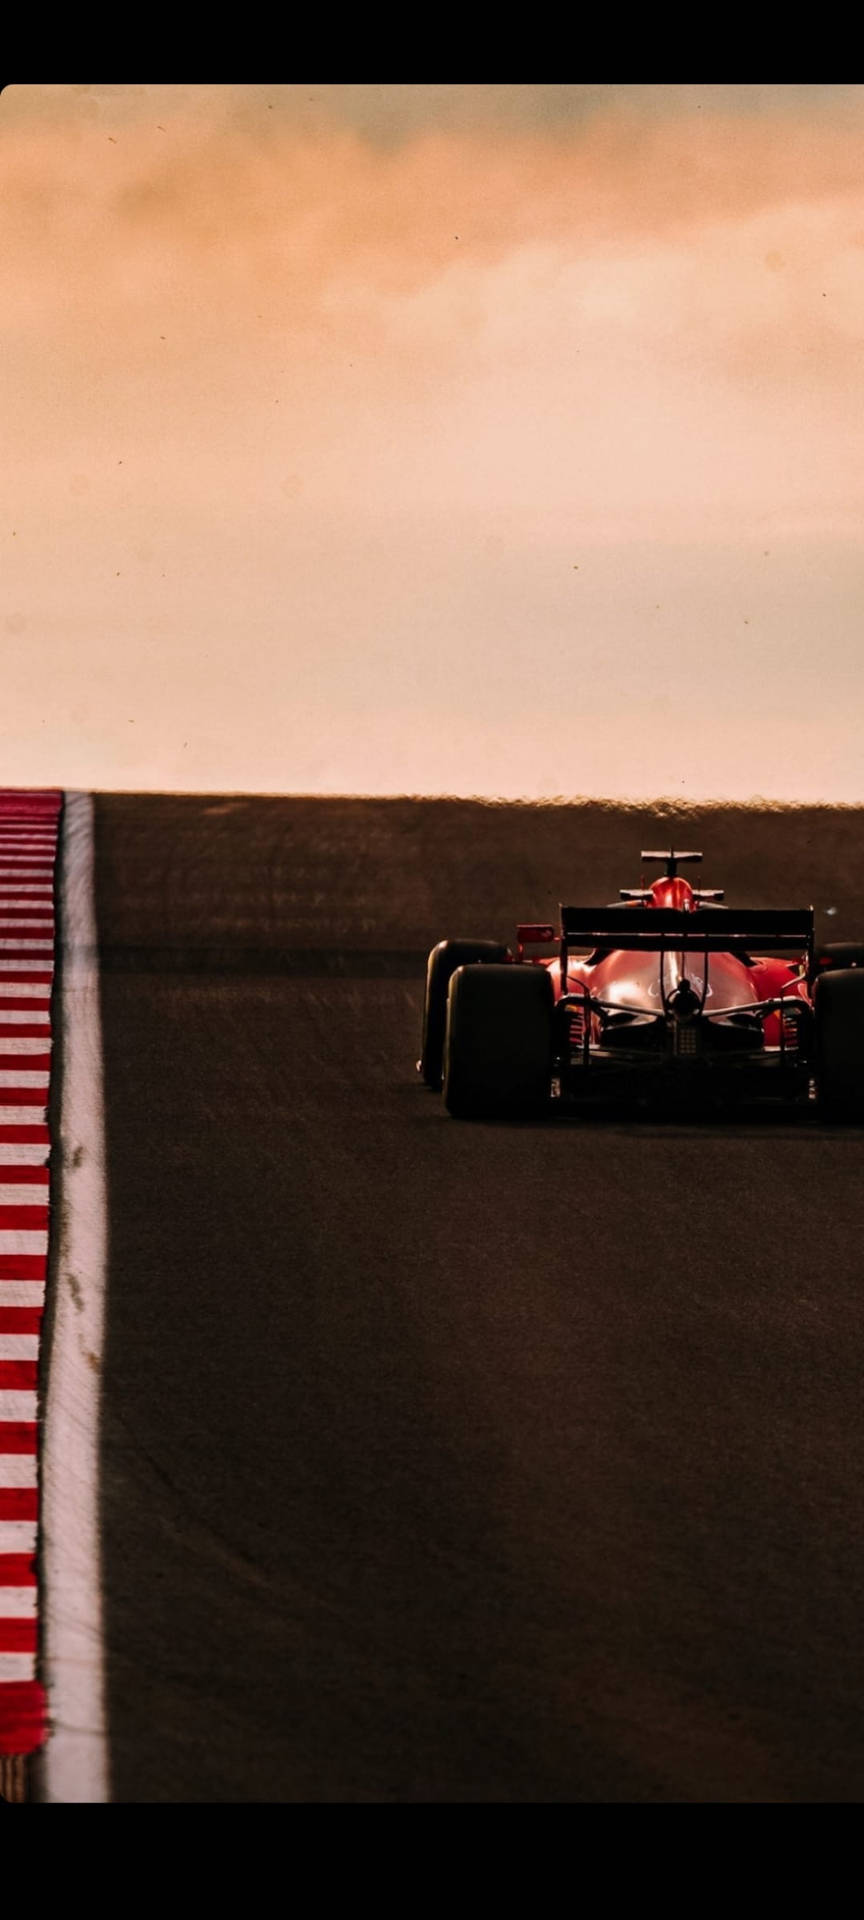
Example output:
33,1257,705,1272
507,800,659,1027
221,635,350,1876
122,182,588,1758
0,791,60,1757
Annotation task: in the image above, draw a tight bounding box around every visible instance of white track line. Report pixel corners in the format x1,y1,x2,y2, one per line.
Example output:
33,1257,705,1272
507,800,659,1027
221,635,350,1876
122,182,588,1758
38,792,108,1803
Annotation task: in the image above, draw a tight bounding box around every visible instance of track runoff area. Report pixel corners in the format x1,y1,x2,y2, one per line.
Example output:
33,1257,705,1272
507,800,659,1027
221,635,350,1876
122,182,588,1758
0,793,60,1769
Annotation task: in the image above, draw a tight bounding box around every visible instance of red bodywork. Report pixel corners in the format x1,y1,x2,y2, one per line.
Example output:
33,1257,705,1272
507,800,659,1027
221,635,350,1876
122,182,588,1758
558,876,808,1040
516,869,814,1093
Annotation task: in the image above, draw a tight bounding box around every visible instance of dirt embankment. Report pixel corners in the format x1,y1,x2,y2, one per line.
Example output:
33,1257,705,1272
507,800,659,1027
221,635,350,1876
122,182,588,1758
91,794,864,966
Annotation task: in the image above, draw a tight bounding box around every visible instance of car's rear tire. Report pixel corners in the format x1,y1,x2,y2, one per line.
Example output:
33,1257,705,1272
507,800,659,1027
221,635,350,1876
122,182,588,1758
420,940,509,1089
443,963,554,1118
814,941,864,974
814,968,864,1120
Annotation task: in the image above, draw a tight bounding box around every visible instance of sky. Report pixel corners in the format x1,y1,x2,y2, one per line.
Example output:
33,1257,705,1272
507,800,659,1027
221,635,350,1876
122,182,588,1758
3,82,864,801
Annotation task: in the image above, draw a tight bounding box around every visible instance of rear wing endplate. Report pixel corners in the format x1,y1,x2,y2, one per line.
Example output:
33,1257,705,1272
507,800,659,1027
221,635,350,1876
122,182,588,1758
560,905,814,956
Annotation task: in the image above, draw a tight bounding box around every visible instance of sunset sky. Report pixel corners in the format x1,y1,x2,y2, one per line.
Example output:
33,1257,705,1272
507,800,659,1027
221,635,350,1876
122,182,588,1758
3,83,864,800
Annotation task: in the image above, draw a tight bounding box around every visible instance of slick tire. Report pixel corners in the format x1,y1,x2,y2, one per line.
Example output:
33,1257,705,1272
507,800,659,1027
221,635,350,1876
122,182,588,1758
420,939,509,1089
813,941,864,974
814,967,864,1121
443,963,554,1119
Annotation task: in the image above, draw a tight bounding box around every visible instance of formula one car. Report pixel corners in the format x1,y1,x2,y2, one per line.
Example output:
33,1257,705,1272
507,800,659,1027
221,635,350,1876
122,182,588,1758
419,850,864,1119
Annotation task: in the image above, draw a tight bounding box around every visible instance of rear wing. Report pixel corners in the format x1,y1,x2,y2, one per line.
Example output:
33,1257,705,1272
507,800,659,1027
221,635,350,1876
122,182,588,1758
560,905,814,960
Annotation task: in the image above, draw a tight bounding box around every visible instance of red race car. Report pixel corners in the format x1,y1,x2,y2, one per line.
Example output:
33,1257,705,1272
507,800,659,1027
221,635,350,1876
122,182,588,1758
420,849,864,1119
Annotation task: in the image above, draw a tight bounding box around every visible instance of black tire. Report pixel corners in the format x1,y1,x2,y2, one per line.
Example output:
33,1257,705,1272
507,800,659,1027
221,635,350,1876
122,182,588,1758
443,963,554,1118
420,940,510,1089
814,968,864,1120
814,941,864,974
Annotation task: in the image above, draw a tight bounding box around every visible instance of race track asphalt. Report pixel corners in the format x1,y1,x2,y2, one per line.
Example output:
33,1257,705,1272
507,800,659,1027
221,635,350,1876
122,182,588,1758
77,798,864,1801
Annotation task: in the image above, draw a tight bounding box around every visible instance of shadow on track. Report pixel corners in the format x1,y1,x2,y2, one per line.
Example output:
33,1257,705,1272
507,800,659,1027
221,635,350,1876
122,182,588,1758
412,1081,864,1141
